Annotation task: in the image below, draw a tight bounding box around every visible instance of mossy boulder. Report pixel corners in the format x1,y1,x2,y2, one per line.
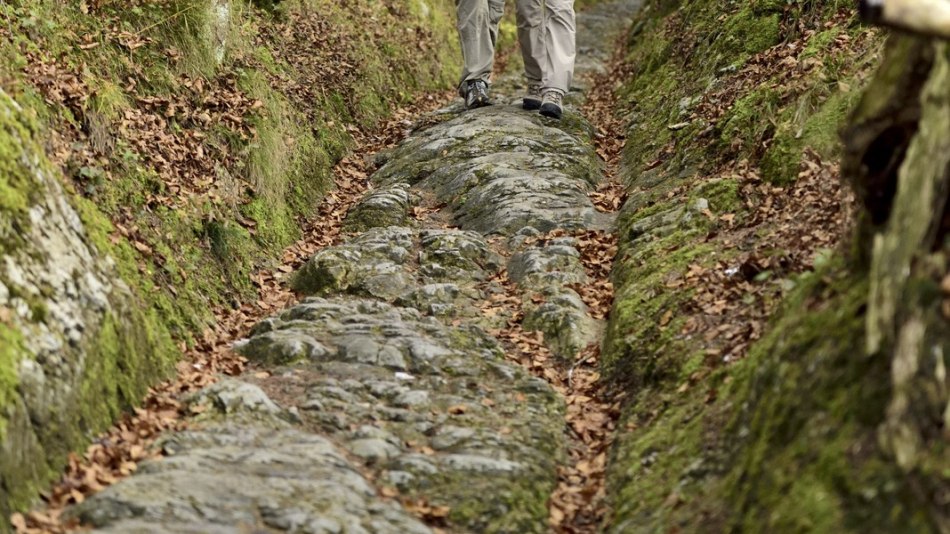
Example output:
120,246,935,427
0,89,177,524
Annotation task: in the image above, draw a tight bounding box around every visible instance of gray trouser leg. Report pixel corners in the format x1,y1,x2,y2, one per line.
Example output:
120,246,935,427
516,0,576,94
456,0,505,92
517,0,544,84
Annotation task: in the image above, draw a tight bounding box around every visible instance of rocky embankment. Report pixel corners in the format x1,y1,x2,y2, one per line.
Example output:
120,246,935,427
0,89,175,523
62,2,638,532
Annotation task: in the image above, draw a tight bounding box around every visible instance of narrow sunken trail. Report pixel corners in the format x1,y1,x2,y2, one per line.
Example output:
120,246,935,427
25,2,642,533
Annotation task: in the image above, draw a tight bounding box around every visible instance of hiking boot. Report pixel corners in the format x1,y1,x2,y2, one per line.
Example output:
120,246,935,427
463,80,491,110
523,83,542,110
539,90,564,119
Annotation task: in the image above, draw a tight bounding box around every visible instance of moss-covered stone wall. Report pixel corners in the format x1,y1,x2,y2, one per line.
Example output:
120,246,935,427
3,0,461,339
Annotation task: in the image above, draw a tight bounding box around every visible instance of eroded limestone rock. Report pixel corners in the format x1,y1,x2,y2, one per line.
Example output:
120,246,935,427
79,295,565,532
345,183,415,232
69,422,430,534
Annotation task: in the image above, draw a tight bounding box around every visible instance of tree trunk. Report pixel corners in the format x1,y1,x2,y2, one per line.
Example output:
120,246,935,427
843,35,950,530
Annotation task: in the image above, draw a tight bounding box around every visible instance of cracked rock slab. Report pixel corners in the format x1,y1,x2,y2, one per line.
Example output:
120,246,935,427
291,226,504,326
233,297,566,533
372,107,602,235
69,421,431,534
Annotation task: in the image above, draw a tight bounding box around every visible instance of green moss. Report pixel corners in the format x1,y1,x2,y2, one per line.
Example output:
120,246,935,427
618,0,872,189
804,90,861,154
760,133,802,185
762,89,861,183
0,89,41,252
717,7,782,61
241,197,299,249
605,1,927,531
609,258,935,531
0,399,56,523
252,45,281,75
206,219,257,289
676,349,706,382
751,0,786,15
604,176,739,385
719,86,782,154
802,27,842,59
74,197,213,339
691,178,743,214
620,62,680,180
0,87,178,523
91,150,163,213
0,306,177,525
720,269,929,531
0,92,41,447
604,213,716,386
0,325,25,440
608,388,710,530
0,169,32,222
235,68,343,251
86,79,129,121
443,477,553,533
77,310,176,438
633,34,673,79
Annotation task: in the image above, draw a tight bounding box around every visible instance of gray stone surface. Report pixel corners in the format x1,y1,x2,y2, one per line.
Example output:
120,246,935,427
79,295,565,532
68,422,431,534
508,240,587,287
345,183,415,231
291,226,505,328
523,288,598,360
373,110,602,235
189,378,284,419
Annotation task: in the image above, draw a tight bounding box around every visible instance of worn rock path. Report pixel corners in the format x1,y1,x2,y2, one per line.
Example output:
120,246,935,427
63,1,638,532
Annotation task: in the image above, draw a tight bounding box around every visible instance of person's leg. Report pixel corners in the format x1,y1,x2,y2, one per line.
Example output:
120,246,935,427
516,0,544,109
456,0,500,94
488,0,505,50
540,0,576,95
516,0,544,85
535,0,574,118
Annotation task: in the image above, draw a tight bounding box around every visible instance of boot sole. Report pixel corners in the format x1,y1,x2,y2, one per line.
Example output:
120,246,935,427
466,97,491,110
539,103,562,119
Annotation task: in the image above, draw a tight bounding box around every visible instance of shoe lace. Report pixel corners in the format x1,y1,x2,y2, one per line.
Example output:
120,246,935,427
543,91,563,105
